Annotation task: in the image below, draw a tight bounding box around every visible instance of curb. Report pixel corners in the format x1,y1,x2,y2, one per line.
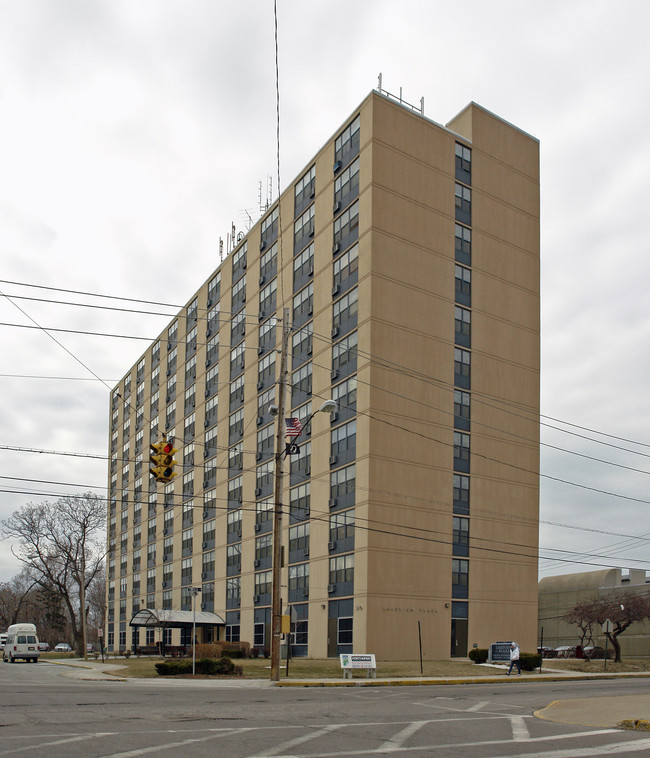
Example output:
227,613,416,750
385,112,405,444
275,673,650,688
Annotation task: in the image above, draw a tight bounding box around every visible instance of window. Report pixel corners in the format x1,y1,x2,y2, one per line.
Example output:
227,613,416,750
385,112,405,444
204,425,218,458
257,423,274,460
455,306,471,346
185,355,197,386
289,441,311,485
453,474,470,514
186,324,197,353
205,394,219,427
228,475,243,505
227,543,241,574
329,554,354,589
181,557,193,585
330,463,355,509
206,333,219,364
291,324,312,368
293,243,314,292
254,570,272,599
226,577,241,606
232,241,247,282
454,432,470,473
203,518,216,545
330,509,355,552
255,533,272,565
332,287,358,336
231,276,246,312
259,278,277,318
205,364,219,397
289,523,309,557
295,165,315,216
258,351,276,391
455,183,471,225
230,309,246,345
292,283,313,328
230,343,245,379
227,509,242,541
452,558,469,598
332,331,357,378
182,528,193,556
333,200,359,252
331,420,356,467
259,317,277,355
256,460,274,496
184,410,195,439
291,362,312,406
455,142,471,183
230,375,244,411
454,390,470,429
334,157,359,211
207,303,220,335
289,563,309,601
260,242,277,282
453,516,469,557
256,497,273,530
454,347,471,389
257,386,275,425
455,224,471,265
455,264,471,305
294,205,315,253
260,206,278,250
333,243,358,295
207,272,221,305
290,482,310,522
228,443,243,473
229,408,244,443
334,115,360,170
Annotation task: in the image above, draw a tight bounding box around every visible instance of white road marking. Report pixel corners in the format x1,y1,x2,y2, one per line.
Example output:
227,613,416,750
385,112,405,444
377,721,429,752
249,725,345,757
466,701,489,712
0,733,112,756
97,728,254,758
490,736,650,758
509,715,530,741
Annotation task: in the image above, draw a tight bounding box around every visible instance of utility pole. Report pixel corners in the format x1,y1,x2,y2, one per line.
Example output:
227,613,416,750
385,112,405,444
270,308,290,681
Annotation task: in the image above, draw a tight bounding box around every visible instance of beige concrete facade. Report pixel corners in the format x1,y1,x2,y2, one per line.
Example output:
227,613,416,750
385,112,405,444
106,91,540,660
539,569,650,656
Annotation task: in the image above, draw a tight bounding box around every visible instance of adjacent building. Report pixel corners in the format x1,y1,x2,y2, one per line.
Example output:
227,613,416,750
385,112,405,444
106,89,540,659
539,568,650,656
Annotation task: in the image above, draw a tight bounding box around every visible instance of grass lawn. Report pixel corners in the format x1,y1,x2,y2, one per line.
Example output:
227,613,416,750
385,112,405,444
94,656,515,680
541,658,650,674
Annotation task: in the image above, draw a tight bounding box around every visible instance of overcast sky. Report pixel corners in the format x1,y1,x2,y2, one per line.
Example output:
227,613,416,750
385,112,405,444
1,0,649,584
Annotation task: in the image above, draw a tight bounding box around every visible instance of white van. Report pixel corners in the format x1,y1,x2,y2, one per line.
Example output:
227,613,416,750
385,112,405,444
3,623,40,663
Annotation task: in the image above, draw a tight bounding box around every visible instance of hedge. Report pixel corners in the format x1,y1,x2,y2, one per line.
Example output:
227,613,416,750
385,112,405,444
468,648,489,664
519,653,541,671
155,656,243,677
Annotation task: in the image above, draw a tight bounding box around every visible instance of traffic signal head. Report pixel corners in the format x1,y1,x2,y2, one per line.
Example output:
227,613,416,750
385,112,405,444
149,440,179,483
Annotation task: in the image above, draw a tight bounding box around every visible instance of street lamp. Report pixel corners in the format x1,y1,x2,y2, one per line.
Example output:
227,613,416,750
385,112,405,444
270,395,337,681
189,587,201,675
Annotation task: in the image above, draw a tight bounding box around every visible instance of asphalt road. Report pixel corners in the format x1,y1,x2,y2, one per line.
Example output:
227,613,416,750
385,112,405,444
1,661,649,757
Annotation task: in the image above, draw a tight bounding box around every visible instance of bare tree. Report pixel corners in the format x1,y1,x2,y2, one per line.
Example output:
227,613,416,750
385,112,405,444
0,568,38,628
565,591,650,662
1,492,106,655
564,604,594,648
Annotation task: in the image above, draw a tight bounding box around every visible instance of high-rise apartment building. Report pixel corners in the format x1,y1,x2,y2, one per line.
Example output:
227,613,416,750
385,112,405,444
106,90,540,659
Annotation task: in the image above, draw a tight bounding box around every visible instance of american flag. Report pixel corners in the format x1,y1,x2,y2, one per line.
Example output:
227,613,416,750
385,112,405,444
284,417,303,438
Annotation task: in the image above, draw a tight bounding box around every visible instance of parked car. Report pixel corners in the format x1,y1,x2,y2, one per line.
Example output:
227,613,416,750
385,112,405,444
554,645,577,658
583,646,612,660
54,643,72,652
537,646,557,659
37,642,51,652
86,644,95,653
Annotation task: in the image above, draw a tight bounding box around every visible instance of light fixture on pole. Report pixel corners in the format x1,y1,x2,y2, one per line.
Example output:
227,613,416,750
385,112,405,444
269,348,337,682
189,586,201,675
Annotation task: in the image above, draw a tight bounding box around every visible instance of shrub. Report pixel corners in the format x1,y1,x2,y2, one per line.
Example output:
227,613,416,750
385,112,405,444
155,656,243,677
468,648,489,664
520,653,542,671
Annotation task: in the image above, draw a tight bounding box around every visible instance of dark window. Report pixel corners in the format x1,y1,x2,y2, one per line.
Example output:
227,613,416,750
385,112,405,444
292,283,313,329
454,347,471,389
259,242,277,283
455,143,471,184
331,420,356,467
452,558,469,599
293,243,314,293
333,243,358,296
332,376,357,423
455,183,471,225
454,390,470,431
453,474,470,515
334,115,360,171
260,207,278,251
332,287,358,337
330,464,355,510
454,306,471,347
295,166,315,217
232,243,247,283
294,205,315,254
455,224,471,266
332,331,357,380
453,516,469,557
455,264,471,306
334,157,359,212
454,432,470,473
333,201,359,254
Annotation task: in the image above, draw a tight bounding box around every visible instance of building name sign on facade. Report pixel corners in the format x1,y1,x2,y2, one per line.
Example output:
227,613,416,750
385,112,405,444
488,641,514,663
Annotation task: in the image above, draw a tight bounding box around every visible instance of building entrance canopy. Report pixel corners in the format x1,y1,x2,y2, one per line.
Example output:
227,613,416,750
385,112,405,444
129,608,225,629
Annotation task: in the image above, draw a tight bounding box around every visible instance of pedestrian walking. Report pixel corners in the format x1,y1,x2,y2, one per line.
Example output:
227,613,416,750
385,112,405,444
507,642,521,676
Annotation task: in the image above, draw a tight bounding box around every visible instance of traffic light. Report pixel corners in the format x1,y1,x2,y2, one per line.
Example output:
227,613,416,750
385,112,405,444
150,440,179,483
